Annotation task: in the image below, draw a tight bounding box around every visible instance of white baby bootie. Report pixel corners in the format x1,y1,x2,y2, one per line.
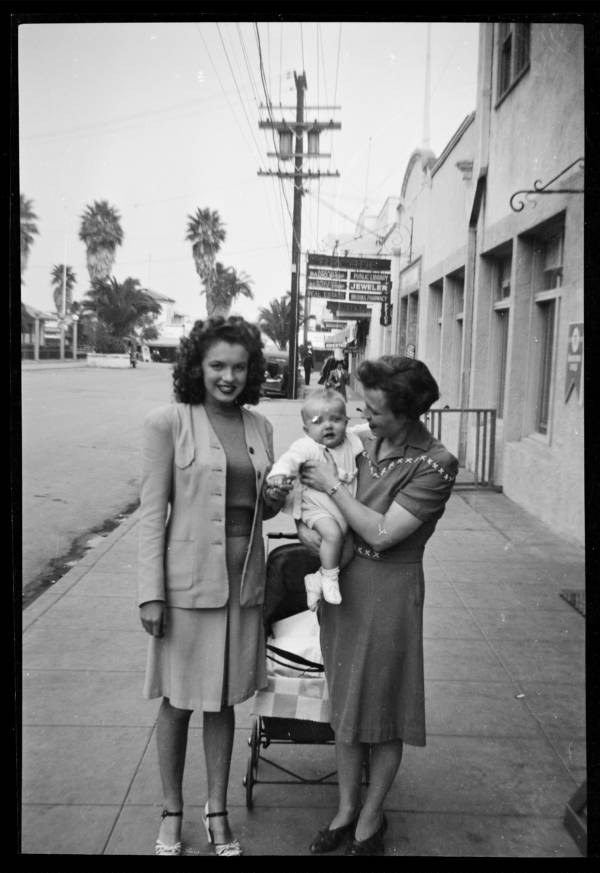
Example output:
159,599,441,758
304,572,323,612
320,568,342,605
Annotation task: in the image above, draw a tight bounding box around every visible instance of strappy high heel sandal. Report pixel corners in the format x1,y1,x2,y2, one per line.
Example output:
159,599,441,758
203,802,243,856
155,809,183,855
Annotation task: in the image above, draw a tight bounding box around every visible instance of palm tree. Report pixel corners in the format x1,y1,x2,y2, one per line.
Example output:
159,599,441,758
83,276,161,338
258,293,304,350
20,194,39,282
185,207,226,310
78,200,124,283
50,264,77,316
207,262,254,317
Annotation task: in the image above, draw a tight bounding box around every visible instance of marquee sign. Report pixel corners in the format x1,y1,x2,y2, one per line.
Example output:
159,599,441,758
306,253,391,304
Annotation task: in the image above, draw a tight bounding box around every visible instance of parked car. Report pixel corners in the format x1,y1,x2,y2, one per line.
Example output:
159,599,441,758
261,349,304,397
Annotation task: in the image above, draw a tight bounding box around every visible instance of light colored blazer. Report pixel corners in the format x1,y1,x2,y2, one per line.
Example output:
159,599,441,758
137,402,275,609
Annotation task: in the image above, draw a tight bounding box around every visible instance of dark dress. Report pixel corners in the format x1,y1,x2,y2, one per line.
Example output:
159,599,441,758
320,420,458,745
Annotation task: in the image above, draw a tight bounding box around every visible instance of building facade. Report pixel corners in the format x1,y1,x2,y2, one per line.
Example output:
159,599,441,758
352,22,584,543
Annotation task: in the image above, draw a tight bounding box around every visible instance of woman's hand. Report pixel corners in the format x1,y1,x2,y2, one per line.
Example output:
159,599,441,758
296,520,322,557
263,476,294,510
140,600,167,637
299,456,339,493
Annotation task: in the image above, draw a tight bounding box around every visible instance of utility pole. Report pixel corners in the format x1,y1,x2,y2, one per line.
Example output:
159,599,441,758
258,72,341,397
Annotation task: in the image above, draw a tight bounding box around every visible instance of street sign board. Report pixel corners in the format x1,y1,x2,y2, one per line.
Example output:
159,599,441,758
306,253,391,304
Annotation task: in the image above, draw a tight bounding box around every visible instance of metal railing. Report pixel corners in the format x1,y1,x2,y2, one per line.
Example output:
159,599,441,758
422,407,498,489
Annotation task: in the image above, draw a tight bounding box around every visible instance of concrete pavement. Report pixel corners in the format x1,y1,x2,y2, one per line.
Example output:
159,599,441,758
21,390,587,856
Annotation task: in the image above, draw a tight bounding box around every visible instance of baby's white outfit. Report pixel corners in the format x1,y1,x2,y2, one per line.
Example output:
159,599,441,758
267,430,364,531
268,430,363,610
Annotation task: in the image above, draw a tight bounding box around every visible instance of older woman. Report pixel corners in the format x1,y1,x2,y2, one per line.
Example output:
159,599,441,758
299,355,458,856
138,317,291,856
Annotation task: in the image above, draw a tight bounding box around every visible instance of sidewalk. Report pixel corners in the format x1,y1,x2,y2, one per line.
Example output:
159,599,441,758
21,399,586,856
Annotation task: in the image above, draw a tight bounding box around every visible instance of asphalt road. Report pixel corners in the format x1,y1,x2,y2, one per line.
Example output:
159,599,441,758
19,362,364,602
20,363,174,594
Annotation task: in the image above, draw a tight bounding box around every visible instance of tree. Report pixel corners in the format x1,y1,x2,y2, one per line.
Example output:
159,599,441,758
185,207,226,312
50,264,77,316
258,293,304,350
83,276,161,339
78,200,124,283
20,194,39,282
207,262,254,318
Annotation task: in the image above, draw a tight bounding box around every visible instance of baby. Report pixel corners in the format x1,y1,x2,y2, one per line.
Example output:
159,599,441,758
266,388,363,611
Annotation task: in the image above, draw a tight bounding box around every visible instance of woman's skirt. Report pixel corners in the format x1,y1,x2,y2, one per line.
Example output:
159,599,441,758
320,554,426,746
143,535,267,711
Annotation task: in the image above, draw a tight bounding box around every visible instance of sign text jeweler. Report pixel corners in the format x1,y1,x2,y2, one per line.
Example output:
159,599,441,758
306,253,392,304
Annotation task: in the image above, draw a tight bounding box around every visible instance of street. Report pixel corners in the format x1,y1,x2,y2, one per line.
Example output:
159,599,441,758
21,363,174,595
20,363,359,600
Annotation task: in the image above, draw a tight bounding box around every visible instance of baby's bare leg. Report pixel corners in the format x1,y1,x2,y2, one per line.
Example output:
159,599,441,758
312,516,345,569
311,517,344,605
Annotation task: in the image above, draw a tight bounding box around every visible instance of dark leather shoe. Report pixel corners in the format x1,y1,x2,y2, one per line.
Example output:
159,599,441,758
345,814,388,856
309,819,356,854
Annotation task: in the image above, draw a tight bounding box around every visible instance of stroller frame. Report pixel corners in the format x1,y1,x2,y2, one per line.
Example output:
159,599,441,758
243,532,368,809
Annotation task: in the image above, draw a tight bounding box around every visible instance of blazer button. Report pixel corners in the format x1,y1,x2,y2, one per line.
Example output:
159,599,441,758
257,472,261,480
248,446,255,454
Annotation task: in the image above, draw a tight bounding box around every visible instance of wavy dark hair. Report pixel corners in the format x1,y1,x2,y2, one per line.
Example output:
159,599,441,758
172,316,266,406
357,355,440,419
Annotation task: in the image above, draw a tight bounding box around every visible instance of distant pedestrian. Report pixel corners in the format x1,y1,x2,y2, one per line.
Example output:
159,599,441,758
326,359,349,400
318,347,344,385
138,316,292,856
129,339,137,368
302,348,314,385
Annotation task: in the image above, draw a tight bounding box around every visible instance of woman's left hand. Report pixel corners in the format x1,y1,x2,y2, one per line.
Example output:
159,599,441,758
299,456,339,493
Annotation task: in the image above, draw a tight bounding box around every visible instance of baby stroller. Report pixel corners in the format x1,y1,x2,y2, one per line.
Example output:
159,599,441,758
243,533,335,809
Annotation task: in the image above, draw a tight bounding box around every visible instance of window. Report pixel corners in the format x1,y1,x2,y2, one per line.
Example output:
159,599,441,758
536,300,556,434
494,253,512,301
447,269,465,405
398,296,408,355
523,217,564,436
541,231,564,290
488,248,512,419
427,280,443,377
495,309,509,418
497,22,530,100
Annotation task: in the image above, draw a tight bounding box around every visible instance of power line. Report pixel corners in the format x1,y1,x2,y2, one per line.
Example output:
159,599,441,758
333,23,342,108
254,23,293,259
316,22,320,109
196,22,288,263
195,23,258,157
299,22,305,71
317,22,329,107
278,24,283,105
215,22,266,160
305,188,396,244
236,22,262,107
254,23,295,231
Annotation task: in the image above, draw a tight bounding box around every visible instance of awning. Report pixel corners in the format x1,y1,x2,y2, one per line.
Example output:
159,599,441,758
324,321,357,349
146,336,181,348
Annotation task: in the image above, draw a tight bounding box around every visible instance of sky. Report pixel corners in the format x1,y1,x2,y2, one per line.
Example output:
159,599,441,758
18,18,480,327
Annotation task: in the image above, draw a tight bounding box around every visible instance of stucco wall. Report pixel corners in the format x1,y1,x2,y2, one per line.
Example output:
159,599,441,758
485,23,584,228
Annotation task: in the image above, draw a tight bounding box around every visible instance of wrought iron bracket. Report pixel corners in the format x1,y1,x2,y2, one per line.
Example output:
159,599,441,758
509,157,584,212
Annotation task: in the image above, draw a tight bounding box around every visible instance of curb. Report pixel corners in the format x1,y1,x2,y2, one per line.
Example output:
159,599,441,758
23,510,140,629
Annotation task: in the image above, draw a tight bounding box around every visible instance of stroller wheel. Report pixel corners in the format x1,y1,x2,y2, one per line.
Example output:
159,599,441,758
249,717,260,767
243,717,261,809
243,756,255,809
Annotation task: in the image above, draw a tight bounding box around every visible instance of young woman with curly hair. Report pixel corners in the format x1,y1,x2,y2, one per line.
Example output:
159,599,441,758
138,316,291,855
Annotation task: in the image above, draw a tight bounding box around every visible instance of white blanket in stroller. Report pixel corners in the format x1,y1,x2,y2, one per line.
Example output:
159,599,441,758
266,609,323,676
252,610,331,723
